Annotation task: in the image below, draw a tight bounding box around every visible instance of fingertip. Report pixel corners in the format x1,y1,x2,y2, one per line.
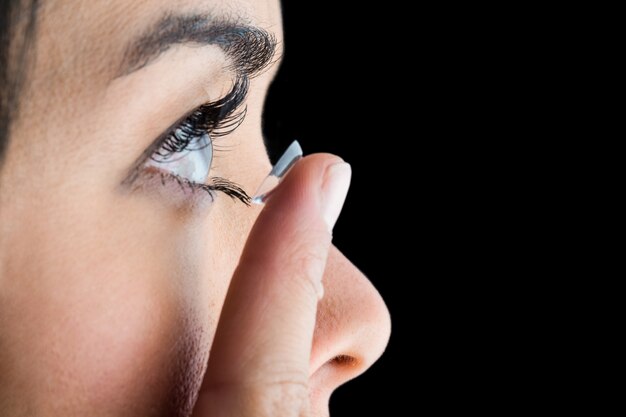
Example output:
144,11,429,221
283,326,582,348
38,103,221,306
242,153,350,296
262,153,346,212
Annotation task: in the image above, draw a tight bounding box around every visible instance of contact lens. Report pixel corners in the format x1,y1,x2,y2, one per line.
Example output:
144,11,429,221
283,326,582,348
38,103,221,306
252,140,303,204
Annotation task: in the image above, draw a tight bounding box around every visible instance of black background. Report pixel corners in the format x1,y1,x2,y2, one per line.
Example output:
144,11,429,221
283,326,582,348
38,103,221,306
261,3,550,414
263,2,413,415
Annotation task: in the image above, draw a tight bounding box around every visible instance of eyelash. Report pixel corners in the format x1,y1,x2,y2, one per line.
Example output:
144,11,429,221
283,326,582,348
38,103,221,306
145,77,251,204
146,170,252,205
153,77,249,160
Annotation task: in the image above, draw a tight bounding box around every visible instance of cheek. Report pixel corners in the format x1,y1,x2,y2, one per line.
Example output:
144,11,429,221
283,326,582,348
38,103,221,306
0,196,230,415
1,151,263,415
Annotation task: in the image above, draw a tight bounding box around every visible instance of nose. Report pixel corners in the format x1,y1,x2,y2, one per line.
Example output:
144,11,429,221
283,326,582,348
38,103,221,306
309,246,391,409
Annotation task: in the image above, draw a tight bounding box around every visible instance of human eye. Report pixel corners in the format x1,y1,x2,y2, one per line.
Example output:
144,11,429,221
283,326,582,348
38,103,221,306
130,77,251,205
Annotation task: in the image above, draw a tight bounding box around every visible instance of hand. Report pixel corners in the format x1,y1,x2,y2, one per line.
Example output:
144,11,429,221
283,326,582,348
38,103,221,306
192,154,351,417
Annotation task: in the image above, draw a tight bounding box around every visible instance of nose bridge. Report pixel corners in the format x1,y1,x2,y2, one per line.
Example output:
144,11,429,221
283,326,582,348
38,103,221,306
310,246,391,387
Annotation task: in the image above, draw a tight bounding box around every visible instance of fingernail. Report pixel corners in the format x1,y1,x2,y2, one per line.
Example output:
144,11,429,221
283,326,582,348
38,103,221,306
320,162,352,234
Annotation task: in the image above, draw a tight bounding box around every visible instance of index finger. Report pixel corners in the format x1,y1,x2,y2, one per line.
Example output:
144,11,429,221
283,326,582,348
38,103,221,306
195,154,351,414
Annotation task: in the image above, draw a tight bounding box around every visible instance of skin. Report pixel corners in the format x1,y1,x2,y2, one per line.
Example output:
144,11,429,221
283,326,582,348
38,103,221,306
0,0,391,416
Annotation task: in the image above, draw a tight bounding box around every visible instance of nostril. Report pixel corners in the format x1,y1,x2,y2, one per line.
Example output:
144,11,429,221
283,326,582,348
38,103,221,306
330,354,359,368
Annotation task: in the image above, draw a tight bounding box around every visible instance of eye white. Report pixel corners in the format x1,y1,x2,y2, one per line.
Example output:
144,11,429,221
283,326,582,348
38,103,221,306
147,132,213,184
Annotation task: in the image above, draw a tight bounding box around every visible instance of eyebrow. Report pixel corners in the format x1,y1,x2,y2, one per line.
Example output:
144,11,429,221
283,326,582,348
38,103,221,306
117,13,278,78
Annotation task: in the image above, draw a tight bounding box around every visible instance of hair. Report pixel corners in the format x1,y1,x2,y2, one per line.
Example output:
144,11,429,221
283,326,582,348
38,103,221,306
0,0,38,167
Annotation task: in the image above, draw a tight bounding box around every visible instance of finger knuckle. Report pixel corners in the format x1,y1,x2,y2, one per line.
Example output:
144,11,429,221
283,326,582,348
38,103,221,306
246,378,310,417
287,239,327,285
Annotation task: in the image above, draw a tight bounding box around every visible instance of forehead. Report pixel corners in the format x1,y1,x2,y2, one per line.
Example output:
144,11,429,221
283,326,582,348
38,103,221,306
33,0,280,87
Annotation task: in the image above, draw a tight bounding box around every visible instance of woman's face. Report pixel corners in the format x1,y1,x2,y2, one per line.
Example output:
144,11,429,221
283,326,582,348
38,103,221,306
0,1,390,416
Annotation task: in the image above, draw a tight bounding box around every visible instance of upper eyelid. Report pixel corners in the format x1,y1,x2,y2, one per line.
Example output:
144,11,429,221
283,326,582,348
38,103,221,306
123,76,250,186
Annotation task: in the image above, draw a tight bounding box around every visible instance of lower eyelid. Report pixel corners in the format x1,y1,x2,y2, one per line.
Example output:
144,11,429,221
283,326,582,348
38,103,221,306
128,167,216,208
131,167,250,207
